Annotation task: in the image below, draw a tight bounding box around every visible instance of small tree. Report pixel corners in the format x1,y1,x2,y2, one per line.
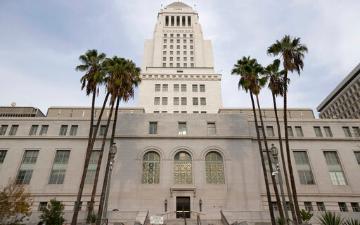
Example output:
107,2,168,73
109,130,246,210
40,199,65,225
0,180,32,225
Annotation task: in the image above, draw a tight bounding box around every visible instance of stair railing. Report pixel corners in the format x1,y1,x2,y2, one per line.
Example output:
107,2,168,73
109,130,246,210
220,210,230,225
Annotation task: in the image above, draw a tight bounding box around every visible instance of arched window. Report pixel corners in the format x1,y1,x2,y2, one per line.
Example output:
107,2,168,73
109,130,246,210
205,152,225,184
142,151,160,184
174,151,192,184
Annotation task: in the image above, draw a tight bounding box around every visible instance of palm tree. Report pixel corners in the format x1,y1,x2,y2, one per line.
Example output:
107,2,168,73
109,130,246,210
264,59,297,223
268,35,308,224
96,57,141,225
72,49,106,225
232,56,276,225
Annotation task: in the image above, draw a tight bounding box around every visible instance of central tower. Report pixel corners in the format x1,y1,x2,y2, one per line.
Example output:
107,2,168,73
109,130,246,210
138,2,222,113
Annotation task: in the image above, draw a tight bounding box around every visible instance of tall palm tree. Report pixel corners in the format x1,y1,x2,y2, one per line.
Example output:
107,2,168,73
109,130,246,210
72,49,106,225
232,56,276,225
264,59,296,223
268,35,308,224
96,57,141,225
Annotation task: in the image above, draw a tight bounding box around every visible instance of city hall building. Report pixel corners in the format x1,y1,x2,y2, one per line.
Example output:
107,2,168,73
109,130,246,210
0,2,360,225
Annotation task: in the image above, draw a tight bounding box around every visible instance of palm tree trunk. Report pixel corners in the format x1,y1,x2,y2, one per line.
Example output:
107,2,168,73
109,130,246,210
250,92,276,225
71,91,97,225
87,92,111,219
96,96,120,225
272,92,297,223
255,95,285,221
283,71,301,224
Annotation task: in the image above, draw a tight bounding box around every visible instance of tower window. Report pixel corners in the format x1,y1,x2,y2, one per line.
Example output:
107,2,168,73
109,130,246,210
187,16,191,26
165,16,169,26
182,16,186,26
171,16,174,26
176,16,180,26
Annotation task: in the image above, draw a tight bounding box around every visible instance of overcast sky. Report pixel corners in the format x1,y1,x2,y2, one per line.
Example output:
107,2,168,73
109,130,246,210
0,0,359,115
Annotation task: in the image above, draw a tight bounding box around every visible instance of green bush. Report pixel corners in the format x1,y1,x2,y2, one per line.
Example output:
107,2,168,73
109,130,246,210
318,212,343,225
40,199,65,225
300,209,313,223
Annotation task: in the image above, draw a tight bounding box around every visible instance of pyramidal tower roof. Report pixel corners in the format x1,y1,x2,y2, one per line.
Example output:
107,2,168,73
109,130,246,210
166,1,192,9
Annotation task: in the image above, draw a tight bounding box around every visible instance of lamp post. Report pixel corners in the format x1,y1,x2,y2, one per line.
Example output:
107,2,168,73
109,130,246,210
270,144,289,221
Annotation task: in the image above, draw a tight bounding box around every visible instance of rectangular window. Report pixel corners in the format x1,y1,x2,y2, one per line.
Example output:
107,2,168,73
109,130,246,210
314,126,323,137
266,126,275,137
16,150,39,184
0,125,8,135
293,151,315,184
353,127,360,137
351,202,360,212
207,122,216,135
181,84,187,92
85,151,100,184
181,111,187,114
154,97,160,105
343,126,352,137
272,202,278,211
316,202,326,211
39,125,49,136
200,84,205,92
354,152,360,165
38,202,48,211
324,126,333,137
192,84,198,92
162,84,168,92
304,202,313,211
0,150,7,163
155,84,161,92
287,126,294,137
200,97,206,105
162,97,168,105
149,122,157,134
295,126,303,137
174,97,179,106
59,125,68,136
7,125,18,136
99,125,107,136
178,122,187,135
49,150,70,184
29,125,38,136
69,125,78,136
174,84,179,92
324,151,347,185
339,202,348,212
192,97,198,105
181,97,187,105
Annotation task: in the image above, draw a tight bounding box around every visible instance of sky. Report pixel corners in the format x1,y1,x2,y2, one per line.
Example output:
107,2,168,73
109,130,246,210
0,0,359,115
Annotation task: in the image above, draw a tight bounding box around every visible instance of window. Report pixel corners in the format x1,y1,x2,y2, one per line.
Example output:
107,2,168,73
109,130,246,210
192,97,198,105
8,125,18,136
293,151,315,184
174,84,179,92
324,126,333,137
295,126,304,137
317,202,326,211
354,152,360,165
205,152,224,184
266,126,275,137
192,84,198,92
304,202,313,211
343,126,352,137
39,125,49,136
142,151,160,184
200,97,206,105
154,97,160,105
29,125,38,136
200,84,205,92
287,126,294,137
353,127,360,137
99,125,107,136
85,151,100,184
181,84,187,92
59,125,68,136
339,202,348,212
149,122,157,134
155,84,161,92
0,125,8,135
178,122,187,135
272,202,278,211
38,202,48,211
181,97,187,105
0,150,7,163
181,111,187,114
351,202,360,212
74,201,83,211
207,122,216,135
162,97,168,105
174,151,192,184
162,84,168,92
174,97,179,105
16,150,39,184
314,126,323,137
201,111,207,114
324,151,347,185
49,150,70,184
70,125,78,136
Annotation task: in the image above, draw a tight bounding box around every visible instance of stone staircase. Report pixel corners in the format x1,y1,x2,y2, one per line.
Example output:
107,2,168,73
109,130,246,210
164,218,223,225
